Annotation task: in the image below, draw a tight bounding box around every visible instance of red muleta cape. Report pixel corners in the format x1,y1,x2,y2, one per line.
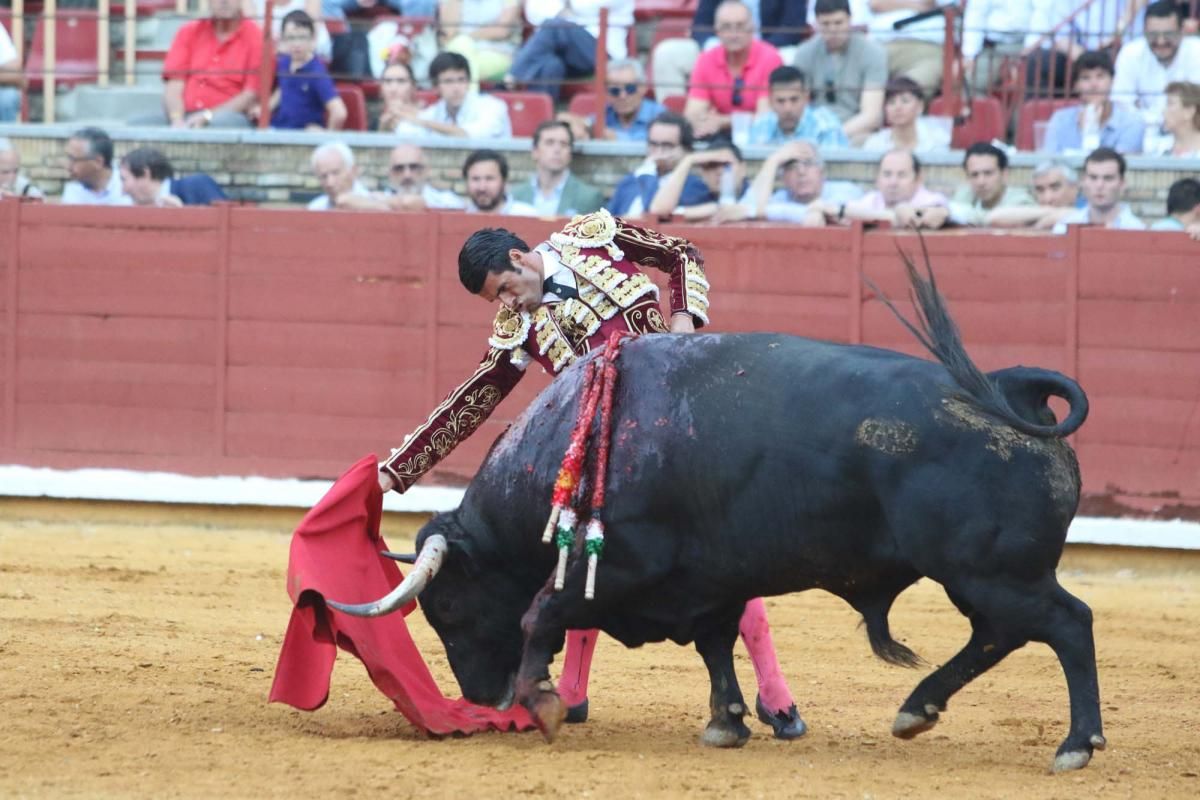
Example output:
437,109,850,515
268,454,534,735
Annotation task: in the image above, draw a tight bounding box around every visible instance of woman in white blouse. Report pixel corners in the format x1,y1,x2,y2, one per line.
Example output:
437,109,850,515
861,77,951,154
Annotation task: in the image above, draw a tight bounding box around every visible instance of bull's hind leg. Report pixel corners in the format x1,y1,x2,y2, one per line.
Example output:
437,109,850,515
695,606,753,748
893,594,1022,739
1039,583,1105,772
894,577,1103,772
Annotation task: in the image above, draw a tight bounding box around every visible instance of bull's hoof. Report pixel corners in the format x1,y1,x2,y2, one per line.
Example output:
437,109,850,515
565,698,589,724
892,705,939,739
755,695,808,740
529,687,567,744
1051,749,1092,773
1090,733,1108,751
701,721,752,748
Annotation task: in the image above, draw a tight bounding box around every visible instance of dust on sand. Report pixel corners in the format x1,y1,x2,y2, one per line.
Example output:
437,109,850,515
1,500,1198,799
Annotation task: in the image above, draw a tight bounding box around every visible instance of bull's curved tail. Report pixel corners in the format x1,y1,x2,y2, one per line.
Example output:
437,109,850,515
870,236,1088,439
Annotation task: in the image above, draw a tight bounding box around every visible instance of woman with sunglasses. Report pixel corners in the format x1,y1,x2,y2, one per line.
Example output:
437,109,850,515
860,77,950,154
377,61,428,136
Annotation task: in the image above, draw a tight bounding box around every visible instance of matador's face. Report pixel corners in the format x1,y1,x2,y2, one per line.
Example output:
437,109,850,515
478,252,544,315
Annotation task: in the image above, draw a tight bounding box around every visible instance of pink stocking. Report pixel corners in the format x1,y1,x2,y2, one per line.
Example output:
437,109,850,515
739,597,794,713
557,628,598,706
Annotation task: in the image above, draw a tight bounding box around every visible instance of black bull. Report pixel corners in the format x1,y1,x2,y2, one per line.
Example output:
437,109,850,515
330,261,1105,772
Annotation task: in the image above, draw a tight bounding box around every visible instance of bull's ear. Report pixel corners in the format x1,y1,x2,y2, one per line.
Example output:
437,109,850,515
381,551,418,564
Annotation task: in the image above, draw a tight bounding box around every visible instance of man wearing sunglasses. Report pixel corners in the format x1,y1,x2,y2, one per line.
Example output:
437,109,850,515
1113,1,1200,136
338,144,466,213
557,59,665,142
792,0,886,145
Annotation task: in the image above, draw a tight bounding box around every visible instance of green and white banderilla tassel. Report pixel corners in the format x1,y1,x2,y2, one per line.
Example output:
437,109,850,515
552,508,578,590
584,518,605,600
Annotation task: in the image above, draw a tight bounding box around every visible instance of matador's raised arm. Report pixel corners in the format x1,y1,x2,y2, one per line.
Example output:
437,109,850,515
611,217,710,327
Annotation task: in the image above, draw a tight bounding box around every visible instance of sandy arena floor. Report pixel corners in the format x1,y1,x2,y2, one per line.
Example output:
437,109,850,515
0,499,1198,799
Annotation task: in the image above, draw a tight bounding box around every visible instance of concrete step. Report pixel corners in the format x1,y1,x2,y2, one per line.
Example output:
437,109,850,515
57,84,164,124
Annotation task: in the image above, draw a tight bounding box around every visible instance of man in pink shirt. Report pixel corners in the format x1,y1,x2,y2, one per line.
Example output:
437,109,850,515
134,0,263,128
684,0,782,138
821,148,949,228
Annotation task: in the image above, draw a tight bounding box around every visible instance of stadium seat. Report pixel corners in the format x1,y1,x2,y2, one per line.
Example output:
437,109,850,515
334,82,368,131
567,92,599,118
635,0,698,23
25,9,101,91
929,95,1007,149
1016,98,1074,151
493,90,554,137
662,94,687,114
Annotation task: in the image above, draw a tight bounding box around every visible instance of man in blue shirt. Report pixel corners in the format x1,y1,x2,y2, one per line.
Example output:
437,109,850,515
748,65,848,147
606,112,712,217
559,58,665,142
1041,50,1144,155
271,10,346,130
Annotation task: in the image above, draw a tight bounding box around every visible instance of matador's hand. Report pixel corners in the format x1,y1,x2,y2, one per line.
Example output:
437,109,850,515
670,312,695,333
378,471,396,493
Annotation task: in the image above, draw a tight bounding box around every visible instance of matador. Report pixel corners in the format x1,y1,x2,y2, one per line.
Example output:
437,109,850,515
376,209,805,739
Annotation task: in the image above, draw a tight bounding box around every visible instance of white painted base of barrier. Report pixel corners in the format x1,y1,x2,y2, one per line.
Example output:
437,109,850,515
1,465,1197,550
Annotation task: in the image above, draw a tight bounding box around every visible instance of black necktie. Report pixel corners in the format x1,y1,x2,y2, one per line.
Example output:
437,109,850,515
542,275,578,301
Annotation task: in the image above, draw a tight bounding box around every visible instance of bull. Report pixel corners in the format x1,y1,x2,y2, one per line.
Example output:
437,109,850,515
330,254,1104,772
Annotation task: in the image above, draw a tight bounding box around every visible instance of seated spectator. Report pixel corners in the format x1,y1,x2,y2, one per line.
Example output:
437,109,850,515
510,121,605,217
648,141,753,223
1112,1,1200,134
684,1,784,139
947,142,1035,227
0,139,45,199
861,77,950,153
985,160,1083,229
1042,51,1145,155
793,0,886,144
508,0,634,103
606,112,713,218
336,144,466,212
271,10,347,131
245,0,331,62
462,149,537,215
1052,148,1146,233
1023,0,1118,100
737,140,861,225
557,59,665,142
839,148,948,228
961,0,1032,94
119,147,227,207
653,0,807,103
320,0,436,21
133,0,263,128
61,128,129,206
748,66,848,147
307,142,371,210
1150,177,1200,239
440,0,523,85
376,62,428,135
417,52,512,139
867,0,945,98
1156,81,1200,156
0,21,19,122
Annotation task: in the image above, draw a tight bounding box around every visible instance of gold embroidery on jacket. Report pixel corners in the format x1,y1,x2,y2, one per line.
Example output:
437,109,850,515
534,306,576,372
623,304,669,334
490,307,532,350
577,281,620,320
384,349,508,484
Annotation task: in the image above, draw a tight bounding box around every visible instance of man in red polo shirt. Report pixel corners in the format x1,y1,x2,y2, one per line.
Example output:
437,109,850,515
139,0,263,128
684,0,782,139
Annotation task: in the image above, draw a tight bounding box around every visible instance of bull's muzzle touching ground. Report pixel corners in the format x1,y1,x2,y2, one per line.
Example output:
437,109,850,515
327,534,447,617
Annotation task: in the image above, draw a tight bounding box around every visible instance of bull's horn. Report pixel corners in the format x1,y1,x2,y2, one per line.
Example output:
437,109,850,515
381,551,418,564
326,534,447,618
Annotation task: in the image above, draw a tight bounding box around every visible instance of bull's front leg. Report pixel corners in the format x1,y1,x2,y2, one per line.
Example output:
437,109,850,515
515,585,574,742
694,608,752,747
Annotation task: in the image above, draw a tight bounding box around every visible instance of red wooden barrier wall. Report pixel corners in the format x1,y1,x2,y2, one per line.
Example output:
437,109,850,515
1,201,1197,513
